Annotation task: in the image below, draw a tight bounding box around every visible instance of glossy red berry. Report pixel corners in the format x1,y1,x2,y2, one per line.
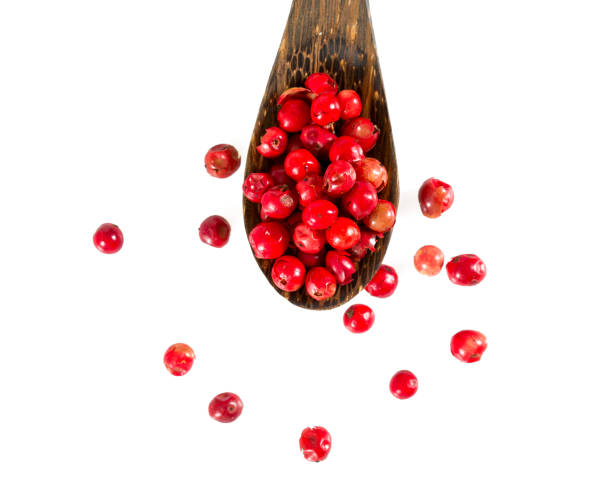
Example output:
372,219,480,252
343,304,375,333
418,178,454,218
302,199,338,230
363,199,396,233
446,254,487,286
163,343,195,376
296,175,325,208
365,264,398,298
323,160,356,197
93,223,124,254
284,149,321,182
341,181,378,220
293,223,326,254
311,93,341,126
297,250,325,268
277,99,311,133
328,136,365,164
243,172,274,203
305,73,338,95
348,229,381,260
209,392,243,423
286,133,304,154
204,144,241,178
389,370,418,399
248,222,290,259
277,87,315,106
299,426,332,462
300,124,337,157
305,267,337,301
414,245,444,276
256,126,288,158
326,217,361,250
325,250,356,286
260,185,298,220
337,89,362,119
198,215,231,248
272,255,306,292
451,330,488,363
354,158,388,192
269,163,295,186
340,117,379,152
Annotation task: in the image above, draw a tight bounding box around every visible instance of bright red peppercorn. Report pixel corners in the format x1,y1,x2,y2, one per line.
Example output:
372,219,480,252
348,229,381,260
296,175,325,208
323,160,357,197
365,264,398,298
243,172,274,203
418,178,454,218
340,117,379,152
336,89,362,119
284,149,321,182
93,223,124,254
341,180,378,220
298,250,325,268
389,370,418,399
343,304,375,333
305,73,338,95
326,217,361,250
300,124,337,157
272,255,306,292
248,222,290,259
414,245,444,276
363,199,396,233
198,215,231,248
311,93,341,126
302,199,338,230
256,126,288,158
293,223,326,254
269,163,295,186
328,136,365,164
278,87,315,106
208,392,243,423
325,250,356,286
354,158,388,192
451,330,488,363
446,254,487,286
299,426,332,462
204,144,241,178
260,184,298,220
163,343,195,376
305,267,337,301
277,99,311,133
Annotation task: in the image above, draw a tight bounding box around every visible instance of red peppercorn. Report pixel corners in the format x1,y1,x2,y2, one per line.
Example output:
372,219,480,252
93,223,124,254
269,163,295,186
302,199,338,230
325,250,356,286
297,250,325,268
243,172,274,203
204,144,241,178
163,343,195,376
446,254,487,286
323,160,357,197
256,126,288,158
299,426,332,462
260,184,298,220
348,229,381,260
363,199,396,233
451,330,488,363
278,87,315,106
248,222,290,259
414,245,444,276
209,392,243,423
326,217,361,250
284,149,321,182
296,175,325,208
272,255,306,292
354,158,388,192
418,177,454,218
198,215,231,248
328,136,365,164
305,267,337,301
365,264,398,298
336,89,362,119
311,93,341,126
343,304,375,333
293,223,326,254
304,73,338,95
300,124,337,157
340,117,379,152
341,180,378,220
389,370,418,399
277,99,311,133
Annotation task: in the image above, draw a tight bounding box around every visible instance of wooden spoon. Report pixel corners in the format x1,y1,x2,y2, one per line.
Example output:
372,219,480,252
243,0,399,310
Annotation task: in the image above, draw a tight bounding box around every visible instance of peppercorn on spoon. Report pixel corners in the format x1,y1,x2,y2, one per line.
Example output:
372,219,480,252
243,0,399,310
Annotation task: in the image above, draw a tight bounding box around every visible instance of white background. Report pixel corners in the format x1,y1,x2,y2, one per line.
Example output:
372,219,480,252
1,1,611,493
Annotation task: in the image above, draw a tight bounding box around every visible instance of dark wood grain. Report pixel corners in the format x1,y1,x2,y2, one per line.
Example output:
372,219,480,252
243,0,399,310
